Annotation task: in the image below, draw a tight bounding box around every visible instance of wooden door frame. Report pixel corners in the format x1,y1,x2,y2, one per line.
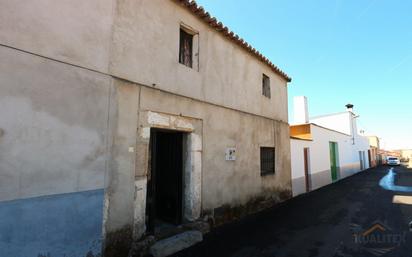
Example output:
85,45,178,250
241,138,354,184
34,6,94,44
303,147,310,192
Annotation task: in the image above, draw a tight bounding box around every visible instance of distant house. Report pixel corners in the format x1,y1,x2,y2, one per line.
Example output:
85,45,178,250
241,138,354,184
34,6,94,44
400,149,412,162
388,149,412,162
367,136,381,166
290,97,371,196
378,149,402,164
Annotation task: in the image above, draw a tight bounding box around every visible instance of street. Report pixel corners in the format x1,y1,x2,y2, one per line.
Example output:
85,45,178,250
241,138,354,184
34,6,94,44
172,166,412,257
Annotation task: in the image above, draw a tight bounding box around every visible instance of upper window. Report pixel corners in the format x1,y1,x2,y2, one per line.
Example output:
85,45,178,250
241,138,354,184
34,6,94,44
260,147,275,176
179,28,193,68
262,74,271,98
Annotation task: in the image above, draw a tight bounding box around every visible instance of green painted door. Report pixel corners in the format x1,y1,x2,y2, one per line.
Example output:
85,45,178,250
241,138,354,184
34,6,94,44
329,142,338,182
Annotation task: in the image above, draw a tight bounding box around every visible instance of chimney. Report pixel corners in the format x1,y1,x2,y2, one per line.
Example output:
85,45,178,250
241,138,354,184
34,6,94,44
293,96,309,124
346,103,354,112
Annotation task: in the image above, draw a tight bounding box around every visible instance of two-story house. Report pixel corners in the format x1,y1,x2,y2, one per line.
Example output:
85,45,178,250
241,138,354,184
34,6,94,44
0,0,292,256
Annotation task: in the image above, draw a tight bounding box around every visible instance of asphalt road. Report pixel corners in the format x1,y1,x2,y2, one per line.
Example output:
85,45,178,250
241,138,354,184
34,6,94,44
172,165,412,257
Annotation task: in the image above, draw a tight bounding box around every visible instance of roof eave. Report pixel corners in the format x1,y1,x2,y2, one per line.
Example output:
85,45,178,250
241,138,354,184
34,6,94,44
173,0,292,83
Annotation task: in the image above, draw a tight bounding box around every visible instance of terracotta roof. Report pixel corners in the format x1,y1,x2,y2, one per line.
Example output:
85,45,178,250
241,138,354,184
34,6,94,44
173,0,292,82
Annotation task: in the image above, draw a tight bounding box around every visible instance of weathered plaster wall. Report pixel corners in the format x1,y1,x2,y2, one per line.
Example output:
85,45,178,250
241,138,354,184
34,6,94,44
0,0,114,73
0,0,288,123
138,85,292,211
0,46,111,201
103,80,292,254
103,80,140,256
110,0,289,122
0,46,140,256
0,190,104,257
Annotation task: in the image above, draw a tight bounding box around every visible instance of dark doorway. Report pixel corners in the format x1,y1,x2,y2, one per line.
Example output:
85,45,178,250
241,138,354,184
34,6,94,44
146,129,184,233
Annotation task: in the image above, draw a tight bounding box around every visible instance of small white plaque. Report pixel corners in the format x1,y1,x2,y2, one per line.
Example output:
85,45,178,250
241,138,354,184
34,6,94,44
225,147,236,161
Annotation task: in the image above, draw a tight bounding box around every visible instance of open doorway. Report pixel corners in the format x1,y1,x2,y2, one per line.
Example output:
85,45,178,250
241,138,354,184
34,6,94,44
146,129,184,233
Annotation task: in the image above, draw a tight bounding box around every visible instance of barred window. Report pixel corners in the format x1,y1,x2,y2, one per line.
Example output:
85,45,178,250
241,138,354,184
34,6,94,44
179,28,193,68
262,74,271,98
260,147,275,176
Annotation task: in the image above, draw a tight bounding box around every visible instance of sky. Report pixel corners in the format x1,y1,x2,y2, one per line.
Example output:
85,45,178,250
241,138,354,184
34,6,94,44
196,0,412,150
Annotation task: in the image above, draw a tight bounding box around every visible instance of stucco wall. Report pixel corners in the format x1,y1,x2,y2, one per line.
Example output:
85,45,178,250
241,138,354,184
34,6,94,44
0,46,113,257
310,112,352,135
101,80,292,255
110,0,289,122
0,46,141,256
290,139,311,196
0,190,104,257
0,0,114,73
137,84,292,210
0,46,112,201
368,136,380,149
0,0,288,123
310,125,357,179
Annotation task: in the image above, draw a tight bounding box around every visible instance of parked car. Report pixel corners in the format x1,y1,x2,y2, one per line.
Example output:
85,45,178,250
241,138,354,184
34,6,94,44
387,157,401,166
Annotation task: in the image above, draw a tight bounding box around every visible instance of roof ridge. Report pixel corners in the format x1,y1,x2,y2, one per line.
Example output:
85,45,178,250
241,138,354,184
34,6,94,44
173,0,292,82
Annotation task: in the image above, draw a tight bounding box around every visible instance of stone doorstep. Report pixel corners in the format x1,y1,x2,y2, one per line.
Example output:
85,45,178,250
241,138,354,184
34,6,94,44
155,220,210,241
149,230,203,257
129,221,210,257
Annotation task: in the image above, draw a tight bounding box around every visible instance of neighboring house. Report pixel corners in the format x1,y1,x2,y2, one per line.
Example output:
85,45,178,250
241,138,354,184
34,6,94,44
367,136,381,166
400,149,412,162
378,150,389,165
378,150,401,164
290,97,370,196
0,0,292,256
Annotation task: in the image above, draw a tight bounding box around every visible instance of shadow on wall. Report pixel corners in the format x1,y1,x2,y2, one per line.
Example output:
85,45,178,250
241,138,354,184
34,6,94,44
0,189,104,257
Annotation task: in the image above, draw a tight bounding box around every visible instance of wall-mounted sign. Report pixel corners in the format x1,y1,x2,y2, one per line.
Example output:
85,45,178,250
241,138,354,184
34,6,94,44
225,147,236,161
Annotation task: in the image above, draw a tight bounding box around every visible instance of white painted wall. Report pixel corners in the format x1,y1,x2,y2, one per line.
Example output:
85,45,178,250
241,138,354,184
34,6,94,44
291,124,370,196
310,112,352,135
311,125,363,177
291,139,311,180
290,139,311,196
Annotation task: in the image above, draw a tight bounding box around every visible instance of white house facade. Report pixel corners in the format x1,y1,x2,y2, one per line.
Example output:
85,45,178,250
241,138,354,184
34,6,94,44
291,97,370,196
